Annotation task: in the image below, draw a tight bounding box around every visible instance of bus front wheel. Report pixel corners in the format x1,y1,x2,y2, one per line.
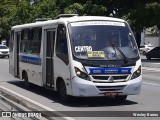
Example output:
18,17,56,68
58,80,71,103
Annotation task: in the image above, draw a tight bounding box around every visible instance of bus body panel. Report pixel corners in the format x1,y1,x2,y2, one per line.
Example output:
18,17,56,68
10,15,142,98
54,57,72,94
19,54,42,86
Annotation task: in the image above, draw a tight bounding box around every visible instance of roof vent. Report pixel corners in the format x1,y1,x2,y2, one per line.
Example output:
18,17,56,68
33,18,52,22
55,14,78,19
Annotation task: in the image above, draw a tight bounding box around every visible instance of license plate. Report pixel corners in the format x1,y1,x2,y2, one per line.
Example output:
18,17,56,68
105,92,118,96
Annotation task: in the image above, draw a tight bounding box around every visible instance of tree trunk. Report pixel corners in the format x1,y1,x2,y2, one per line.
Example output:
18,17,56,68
135,32,141,48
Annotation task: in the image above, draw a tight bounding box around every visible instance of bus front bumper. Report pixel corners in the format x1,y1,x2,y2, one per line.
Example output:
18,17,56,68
71,76,142,97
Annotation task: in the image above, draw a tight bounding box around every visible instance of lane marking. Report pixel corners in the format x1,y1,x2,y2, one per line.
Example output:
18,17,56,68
142,67,160,72
142,82,160,87
0,85,75,120
142,74,160,79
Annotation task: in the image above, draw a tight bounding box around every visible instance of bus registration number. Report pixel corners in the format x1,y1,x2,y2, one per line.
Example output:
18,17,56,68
105,92,118,96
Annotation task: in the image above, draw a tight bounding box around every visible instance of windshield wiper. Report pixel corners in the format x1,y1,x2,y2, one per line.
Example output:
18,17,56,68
110,42,128,64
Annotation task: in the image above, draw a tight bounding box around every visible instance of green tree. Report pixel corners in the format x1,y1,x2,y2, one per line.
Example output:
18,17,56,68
32,0,59,19
0,0,19,40
1,0,160,47
124,2,160,47
56,0,72,13
12,1,33,25
64,1,107,16
83,1,107,16
64,3,84,15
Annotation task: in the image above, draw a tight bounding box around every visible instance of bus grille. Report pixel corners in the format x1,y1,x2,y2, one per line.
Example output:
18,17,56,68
92,75,128,80
96,85,126,91
91,75,128,83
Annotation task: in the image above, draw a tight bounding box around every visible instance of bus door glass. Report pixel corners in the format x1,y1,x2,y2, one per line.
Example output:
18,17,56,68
46,29,55,87
16,32,20,76
13,32,20,77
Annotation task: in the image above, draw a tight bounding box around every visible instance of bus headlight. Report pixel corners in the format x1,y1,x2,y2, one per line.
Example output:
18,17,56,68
131,66,141,80
75,67,90,81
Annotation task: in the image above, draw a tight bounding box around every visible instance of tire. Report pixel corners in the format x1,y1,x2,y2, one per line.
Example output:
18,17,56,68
58,80,71,103
146,55,151,60
143,51,146,55
23,72,30,88
114,95,127,102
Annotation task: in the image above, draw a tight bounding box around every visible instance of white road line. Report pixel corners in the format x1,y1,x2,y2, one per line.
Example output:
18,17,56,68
0,85,75,120
142,82,160,87
142,74,160,79
142,67,160,72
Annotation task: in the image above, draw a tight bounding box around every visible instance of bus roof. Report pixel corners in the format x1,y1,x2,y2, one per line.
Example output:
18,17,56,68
11,16,125,30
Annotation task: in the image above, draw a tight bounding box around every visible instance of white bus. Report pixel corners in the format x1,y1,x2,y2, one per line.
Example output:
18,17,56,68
9,14,142,102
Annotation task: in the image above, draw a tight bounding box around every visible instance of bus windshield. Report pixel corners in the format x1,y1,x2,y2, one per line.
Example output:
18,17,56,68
69,21,138,60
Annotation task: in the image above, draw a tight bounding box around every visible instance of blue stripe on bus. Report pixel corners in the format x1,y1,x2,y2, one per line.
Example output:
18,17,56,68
19,55,41,65
89,68,132,75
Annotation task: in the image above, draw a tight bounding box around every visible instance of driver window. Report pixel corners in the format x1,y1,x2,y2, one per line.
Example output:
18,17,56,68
56,24,69,65
56,24,68,54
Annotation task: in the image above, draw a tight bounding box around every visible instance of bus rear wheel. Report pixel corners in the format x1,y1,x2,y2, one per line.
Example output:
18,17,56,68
58,80,71,103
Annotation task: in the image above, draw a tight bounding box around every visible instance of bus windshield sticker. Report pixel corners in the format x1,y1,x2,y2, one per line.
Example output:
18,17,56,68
75,46,92,52
71,21,125,27
87,51,105,58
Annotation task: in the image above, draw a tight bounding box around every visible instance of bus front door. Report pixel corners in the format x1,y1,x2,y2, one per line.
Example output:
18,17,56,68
46,30,55,87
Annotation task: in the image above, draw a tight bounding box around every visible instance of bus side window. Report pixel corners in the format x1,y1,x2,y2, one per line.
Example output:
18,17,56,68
20,28,30,53
56,25,68,55
56,24,69,65
30,27,42,55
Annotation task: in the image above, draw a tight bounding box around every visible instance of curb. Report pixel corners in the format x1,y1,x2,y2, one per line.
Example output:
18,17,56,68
0,85,74,120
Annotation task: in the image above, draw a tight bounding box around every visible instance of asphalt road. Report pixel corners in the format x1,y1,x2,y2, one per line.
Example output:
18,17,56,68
0,58,160,120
